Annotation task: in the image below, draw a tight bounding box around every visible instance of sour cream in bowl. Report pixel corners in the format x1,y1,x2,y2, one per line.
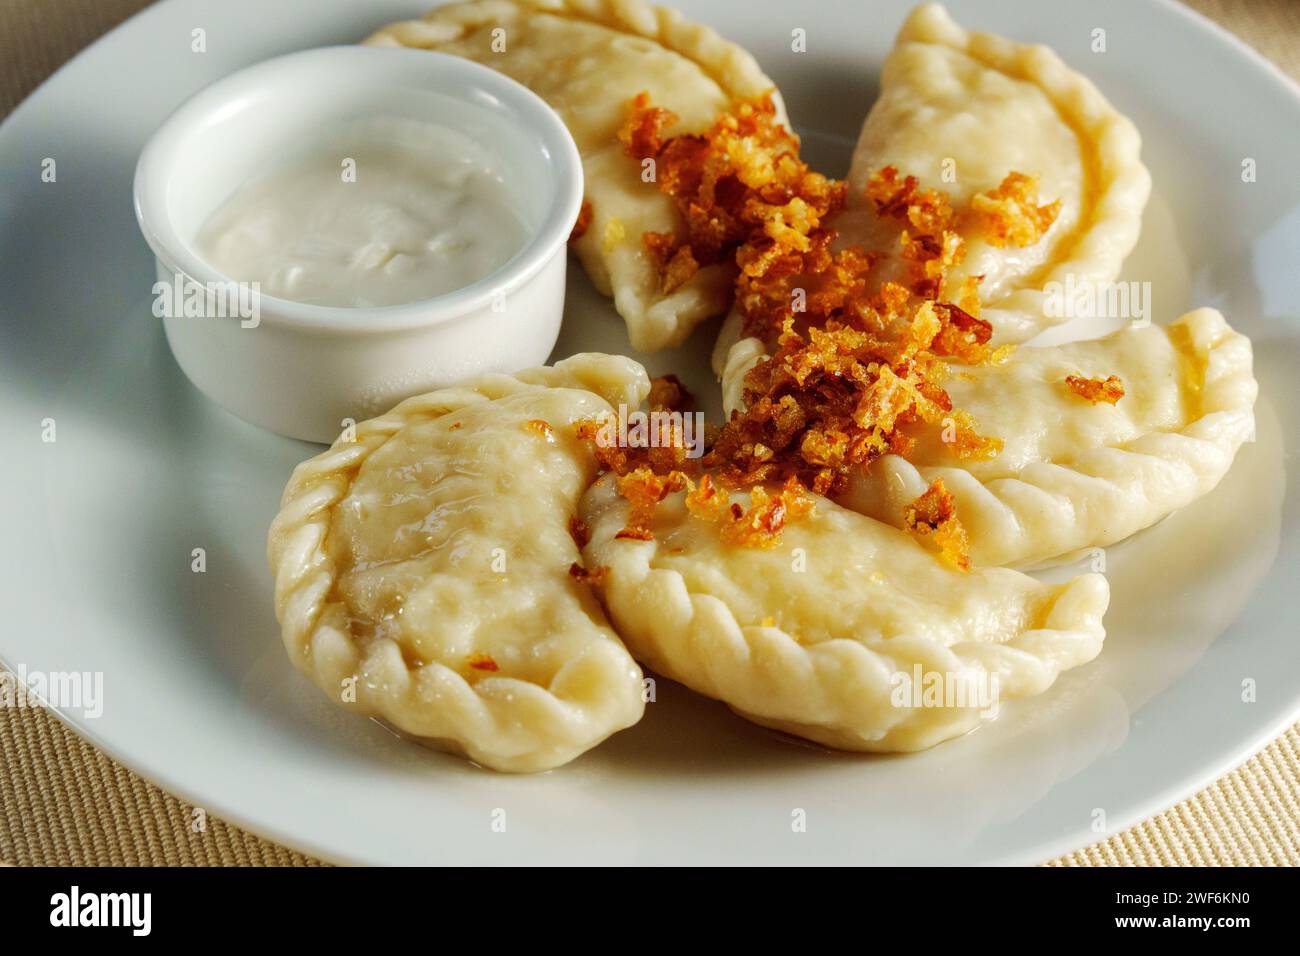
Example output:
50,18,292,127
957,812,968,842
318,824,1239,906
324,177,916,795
134,46,583,443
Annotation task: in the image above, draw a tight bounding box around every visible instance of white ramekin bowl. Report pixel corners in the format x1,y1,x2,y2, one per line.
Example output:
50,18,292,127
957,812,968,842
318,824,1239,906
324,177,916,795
134,46,582,443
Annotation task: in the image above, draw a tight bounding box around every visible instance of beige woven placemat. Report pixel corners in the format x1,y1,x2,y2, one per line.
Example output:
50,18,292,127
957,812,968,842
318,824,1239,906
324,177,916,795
1,0,1297,867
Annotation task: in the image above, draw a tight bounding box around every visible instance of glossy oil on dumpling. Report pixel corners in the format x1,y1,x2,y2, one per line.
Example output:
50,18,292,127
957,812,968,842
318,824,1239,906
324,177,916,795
840,309,1258,568
366,0,786,351
843,2,1151,343
267,354,650,772
580,475,1109,752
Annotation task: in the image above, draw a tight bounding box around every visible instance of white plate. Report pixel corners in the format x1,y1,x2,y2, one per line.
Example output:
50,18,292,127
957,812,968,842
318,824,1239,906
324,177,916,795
2,0,1297,866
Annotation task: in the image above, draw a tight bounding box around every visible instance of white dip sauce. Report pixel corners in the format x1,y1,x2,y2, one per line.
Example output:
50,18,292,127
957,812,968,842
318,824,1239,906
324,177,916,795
195,116,530,308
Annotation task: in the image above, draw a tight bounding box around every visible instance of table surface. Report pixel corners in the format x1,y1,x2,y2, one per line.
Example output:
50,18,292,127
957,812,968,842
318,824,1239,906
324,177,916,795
2,0,1298,867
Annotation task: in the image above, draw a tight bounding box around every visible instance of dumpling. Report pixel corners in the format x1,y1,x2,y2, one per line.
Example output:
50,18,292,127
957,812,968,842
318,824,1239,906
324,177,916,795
713,2,1151,410
580,474,1109,752
839,309,1258,568
842,2,1151,343
266,353,650,772
366,0,786,351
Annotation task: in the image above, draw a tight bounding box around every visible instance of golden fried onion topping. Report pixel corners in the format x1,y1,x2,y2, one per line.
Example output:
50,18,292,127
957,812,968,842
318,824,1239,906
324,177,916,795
594,94,1062,559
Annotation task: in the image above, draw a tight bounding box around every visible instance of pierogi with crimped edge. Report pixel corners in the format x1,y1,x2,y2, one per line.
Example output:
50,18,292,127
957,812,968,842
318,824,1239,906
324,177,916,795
267,354,650,773
579,474,1110,752
843,2,1151,343
366,0,787,352
713,2,1153,418
840,308,1258,569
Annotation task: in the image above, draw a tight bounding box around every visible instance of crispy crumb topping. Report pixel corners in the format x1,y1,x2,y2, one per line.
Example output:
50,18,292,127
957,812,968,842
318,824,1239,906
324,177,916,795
613,466,815,550
615,467,689,540
587,95,1061,553
1065,374,1125,405
717,477,816,549
969,171,1061,248
903,478,971,571
621,93,843,298
647,374,694,413
524,419,555,440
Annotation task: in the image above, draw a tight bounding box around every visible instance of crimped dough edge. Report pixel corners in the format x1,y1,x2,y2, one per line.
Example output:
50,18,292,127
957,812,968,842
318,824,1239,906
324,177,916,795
892,3,1153,341
841,308,1259,569
580,476,1110,752
266,354,651,772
